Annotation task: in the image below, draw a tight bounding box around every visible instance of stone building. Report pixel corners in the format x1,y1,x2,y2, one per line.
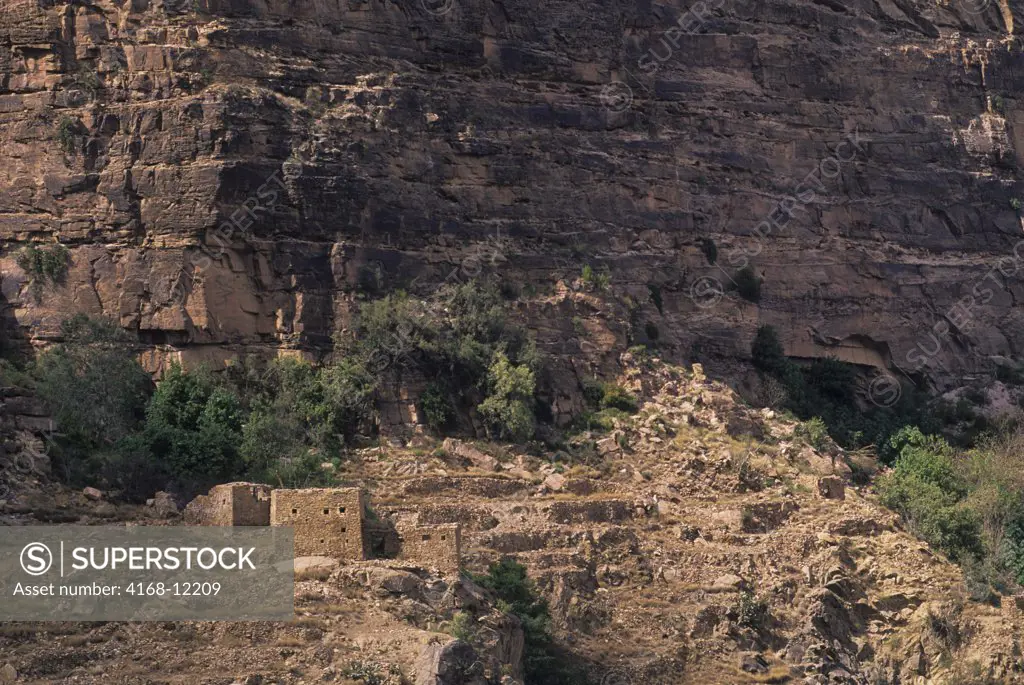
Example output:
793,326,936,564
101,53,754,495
186,484,460,570
398,524,461,573
270,488,366,558
183,482,271,526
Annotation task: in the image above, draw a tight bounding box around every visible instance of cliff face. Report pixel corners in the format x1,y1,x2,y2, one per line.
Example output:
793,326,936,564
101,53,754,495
2,0,1024,394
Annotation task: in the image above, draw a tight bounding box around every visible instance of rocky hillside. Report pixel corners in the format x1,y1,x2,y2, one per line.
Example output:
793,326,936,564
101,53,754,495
2,0,1024,394
2,354,1021,684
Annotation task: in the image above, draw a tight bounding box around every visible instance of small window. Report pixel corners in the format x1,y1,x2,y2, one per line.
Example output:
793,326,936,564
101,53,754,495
422,534,431,541
341,527,347,533
291,508,298,515
441,535,447,541
319,538,325,544
338,507,346,514
323,508,330,515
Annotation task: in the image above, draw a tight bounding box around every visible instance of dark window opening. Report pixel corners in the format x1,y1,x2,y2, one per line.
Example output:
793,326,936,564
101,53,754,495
338,507,346,514
291,508,298,515
323,508,329,515
422,534,431,541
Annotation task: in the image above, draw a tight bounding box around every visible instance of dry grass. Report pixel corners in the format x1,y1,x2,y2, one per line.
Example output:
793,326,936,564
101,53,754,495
731,665,793,683
290,616,328,630
296,567,333,582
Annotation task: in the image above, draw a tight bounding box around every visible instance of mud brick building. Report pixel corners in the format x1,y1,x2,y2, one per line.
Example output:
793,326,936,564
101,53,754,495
186,484,460,571
183,482,271,526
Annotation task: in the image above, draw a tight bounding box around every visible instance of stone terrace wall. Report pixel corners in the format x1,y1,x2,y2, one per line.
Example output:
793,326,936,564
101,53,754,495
271,488,365,559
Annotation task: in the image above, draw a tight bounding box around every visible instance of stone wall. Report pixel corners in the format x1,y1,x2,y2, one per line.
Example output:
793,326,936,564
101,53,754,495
398,524,461,573
270,488,365,559
183,483,271,526
362,519,400,560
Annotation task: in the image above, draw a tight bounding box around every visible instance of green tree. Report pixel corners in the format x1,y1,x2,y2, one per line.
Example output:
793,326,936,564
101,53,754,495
751,324,786,374
877,429,982,562
143,363,243,481
35,315,151,450
238,356,376,480
478,352,536,442
33,315,153,489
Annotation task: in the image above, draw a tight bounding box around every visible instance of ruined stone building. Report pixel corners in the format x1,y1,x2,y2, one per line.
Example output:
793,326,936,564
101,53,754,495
185,484,461,572
183,482,271,526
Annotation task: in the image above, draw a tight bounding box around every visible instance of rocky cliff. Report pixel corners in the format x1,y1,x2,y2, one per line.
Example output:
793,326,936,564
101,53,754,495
2,0,1024,396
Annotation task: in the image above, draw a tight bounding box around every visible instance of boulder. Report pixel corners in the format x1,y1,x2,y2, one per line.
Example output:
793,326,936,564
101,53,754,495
443,439,499,472
0,664,16,683
82,487,103,501
147,491,179,517
415,639,488,685
739,653,769,674
711,573,748,592
363,568,425,597
293,556,338,578
817,476,845,500
542,473,566,492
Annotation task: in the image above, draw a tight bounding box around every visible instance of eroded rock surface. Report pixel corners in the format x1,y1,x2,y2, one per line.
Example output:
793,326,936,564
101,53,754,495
1,0,1023,399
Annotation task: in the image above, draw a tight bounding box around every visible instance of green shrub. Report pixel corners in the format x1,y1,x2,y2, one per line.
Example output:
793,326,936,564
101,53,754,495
347,281,537,390
751,325,786,374
473,558,586,684
419,382,455,433
580,264,610,290
74,66,101,98
733,266,760,302
1003,513,1024,585
964,387,989,406
647,283,664,314
57,117,79,155
339,661,388,685
877,429,982,562
599,383,639,413
448,611,476,642
570,407,632,434
236,356,376,478
699,237,718,265
17,244,70,285
581,378,604,408
794,417,830,451
736,591,769,629
995,362,1024,385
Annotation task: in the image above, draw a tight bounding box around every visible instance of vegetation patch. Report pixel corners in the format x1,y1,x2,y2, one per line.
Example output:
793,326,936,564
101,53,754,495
57,117,80,155
17,244,71,288
733,266,761,302
474,558,590,684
